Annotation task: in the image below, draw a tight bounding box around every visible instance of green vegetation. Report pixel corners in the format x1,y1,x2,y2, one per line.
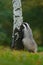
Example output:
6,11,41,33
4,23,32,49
0,0,43,46
0,0,12,45
0,46,43,65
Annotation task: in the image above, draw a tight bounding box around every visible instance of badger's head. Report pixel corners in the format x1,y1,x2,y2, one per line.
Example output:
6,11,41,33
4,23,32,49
20,22,30,38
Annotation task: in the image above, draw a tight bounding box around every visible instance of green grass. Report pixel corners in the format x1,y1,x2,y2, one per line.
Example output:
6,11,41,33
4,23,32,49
0,46,43,65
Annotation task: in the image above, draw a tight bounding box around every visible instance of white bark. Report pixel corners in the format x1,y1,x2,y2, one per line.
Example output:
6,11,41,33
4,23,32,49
13,0,23,31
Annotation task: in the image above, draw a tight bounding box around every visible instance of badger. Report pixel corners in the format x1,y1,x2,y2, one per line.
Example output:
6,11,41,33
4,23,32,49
22,22,37,53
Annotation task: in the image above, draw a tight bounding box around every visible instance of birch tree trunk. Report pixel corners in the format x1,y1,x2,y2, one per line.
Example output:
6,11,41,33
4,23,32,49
11,0,23,48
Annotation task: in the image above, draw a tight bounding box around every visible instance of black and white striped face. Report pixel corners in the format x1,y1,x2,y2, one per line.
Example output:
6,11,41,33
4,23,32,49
20,22,29,32
20,22,30,38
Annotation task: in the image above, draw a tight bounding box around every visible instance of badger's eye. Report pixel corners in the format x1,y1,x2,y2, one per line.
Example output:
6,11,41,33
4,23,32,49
14,32,19,41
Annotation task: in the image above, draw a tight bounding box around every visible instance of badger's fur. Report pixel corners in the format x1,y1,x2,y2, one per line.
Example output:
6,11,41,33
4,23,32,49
22,23,37,52
22,38,37,52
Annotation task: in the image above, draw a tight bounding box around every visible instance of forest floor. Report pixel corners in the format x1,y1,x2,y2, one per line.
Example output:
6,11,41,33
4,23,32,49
0,46,43,65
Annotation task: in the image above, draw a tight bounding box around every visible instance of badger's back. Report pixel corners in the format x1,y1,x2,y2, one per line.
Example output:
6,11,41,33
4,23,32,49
22,38,37,52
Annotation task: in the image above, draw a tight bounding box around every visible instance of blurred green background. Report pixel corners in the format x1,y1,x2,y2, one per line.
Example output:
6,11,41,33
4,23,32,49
0,0,43,46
